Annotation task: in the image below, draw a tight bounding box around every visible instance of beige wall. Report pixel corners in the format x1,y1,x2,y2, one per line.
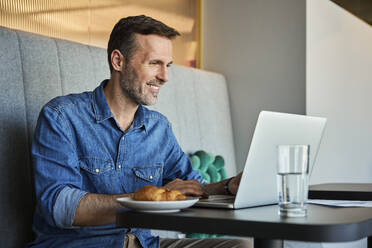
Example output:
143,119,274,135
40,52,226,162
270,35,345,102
202,0,306,172
307,0,372,184
0,0,200,67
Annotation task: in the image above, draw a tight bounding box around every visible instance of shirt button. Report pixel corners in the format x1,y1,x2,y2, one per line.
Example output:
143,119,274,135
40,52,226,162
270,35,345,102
118,164,121,169
149,175,153,180
95,168,100,173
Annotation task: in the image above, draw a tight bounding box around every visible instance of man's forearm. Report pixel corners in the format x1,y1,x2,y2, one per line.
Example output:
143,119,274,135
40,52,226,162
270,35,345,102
73,193,131,226
203,178,230,195
204,173,240,196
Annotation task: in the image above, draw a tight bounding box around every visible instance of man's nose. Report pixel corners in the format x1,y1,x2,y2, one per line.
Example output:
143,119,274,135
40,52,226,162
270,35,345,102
157,65,169,83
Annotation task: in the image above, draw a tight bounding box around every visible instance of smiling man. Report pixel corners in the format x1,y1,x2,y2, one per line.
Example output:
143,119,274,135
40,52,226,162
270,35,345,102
28,15,251,248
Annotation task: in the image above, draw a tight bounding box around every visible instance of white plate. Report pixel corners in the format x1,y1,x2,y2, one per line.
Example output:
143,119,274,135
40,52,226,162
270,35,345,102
116,197,199,213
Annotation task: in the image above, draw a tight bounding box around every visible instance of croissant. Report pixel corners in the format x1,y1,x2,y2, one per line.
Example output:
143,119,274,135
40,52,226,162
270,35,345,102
133,185,186,201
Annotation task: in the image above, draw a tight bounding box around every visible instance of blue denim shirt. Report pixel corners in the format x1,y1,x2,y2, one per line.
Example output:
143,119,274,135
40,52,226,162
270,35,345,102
28,80,204,248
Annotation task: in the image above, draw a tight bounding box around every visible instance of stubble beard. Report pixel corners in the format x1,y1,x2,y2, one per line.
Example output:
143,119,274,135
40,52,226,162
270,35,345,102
119,65,158,106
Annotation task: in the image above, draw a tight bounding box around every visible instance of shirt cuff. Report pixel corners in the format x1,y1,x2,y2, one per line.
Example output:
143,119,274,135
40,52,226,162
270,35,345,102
200,178,209,185
53,186,88,229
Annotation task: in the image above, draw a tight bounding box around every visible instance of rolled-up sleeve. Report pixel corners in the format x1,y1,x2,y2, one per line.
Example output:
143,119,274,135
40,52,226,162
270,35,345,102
32,105,84,228
53,186,88,228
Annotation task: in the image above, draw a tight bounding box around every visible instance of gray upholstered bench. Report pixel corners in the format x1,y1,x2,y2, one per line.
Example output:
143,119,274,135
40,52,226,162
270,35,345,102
0,26,237,247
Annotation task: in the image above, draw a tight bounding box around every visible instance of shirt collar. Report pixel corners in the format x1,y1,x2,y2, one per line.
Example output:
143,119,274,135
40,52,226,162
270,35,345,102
93,80,114,122
93,80,147,131
132,104,146,131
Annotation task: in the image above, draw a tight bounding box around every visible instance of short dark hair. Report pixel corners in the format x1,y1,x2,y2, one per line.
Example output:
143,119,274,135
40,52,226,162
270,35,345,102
107,15,180,73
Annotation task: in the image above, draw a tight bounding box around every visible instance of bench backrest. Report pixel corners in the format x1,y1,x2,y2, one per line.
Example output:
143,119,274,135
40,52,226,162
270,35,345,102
0,26,236,247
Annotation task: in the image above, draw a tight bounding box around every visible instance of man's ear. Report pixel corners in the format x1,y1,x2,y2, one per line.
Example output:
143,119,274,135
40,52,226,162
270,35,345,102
111,49,125,72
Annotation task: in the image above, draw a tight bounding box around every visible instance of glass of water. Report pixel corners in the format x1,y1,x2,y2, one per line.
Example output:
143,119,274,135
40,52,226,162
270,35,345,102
277,145,310,217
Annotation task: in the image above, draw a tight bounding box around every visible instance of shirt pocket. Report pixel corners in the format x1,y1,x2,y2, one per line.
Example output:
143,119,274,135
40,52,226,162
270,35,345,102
132,164,163,192
79,157,115,193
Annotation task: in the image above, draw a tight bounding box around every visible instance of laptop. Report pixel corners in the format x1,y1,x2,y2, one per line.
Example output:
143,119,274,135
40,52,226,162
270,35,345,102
195,111,327,209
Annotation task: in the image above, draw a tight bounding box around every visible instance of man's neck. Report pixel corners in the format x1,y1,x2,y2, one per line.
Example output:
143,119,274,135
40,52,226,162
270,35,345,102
104,76,138,132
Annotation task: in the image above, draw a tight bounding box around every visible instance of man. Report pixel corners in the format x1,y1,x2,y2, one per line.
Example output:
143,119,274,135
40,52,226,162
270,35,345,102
28,15,251,248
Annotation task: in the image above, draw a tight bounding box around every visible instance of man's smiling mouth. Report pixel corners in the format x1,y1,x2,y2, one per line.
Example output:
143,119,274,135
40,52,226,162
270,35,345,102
149,85,159,90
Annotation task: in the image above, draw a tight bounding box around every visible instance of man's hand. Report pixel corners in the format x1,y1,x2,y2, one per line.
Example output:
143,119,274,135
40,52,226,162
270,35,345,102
228,172,242,195
164,172,243,198
164,179,206,197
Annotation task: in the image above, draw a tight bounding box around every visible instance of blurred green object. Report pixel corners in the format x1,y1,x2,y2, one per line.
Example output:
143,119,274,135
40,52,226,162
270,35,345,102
213,156,225,170
190,150,227,183
186,150,227,238
190,155,200,170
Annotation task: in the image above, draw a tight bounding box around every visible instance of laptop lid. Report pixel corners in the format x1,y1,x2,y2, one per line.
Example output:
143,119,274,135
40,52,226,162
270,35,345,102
233,111,327,209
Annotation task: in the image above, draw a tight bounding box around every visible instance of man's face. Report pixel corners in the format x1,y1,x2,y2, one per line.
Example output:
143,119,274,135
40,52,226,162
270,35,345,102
120,34,173,106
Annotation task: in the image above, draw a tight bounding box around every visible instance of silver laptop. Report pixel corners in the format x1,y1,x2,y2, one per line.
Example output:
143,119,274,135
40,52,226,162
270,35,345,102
195,111,327,209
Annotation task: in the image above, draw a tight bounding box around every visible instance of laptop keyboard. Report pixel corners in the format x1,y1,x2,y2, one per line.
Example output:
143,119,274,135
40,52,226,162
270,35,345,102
198,195,236,203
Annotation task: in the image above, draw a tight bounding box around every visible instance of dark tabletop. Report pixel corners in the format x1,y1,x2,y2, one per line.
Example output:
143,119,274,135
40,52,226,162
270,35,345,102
116,203,372,243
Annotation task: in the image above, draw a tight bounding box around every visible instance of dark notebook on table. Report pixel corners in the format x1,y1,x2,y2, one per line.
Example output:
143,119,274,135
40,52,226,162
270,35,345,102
309,183,372,200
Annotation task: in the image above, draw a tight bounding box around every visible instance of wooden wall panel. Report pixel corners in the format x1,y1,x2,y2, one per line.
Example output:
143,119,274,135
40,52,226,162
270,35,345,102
0,0,200,67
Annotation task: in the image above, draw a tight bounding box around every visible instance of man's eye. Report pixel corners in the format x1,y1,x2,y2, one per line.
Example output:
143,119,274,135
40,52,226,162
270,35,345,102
149,61,158,65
